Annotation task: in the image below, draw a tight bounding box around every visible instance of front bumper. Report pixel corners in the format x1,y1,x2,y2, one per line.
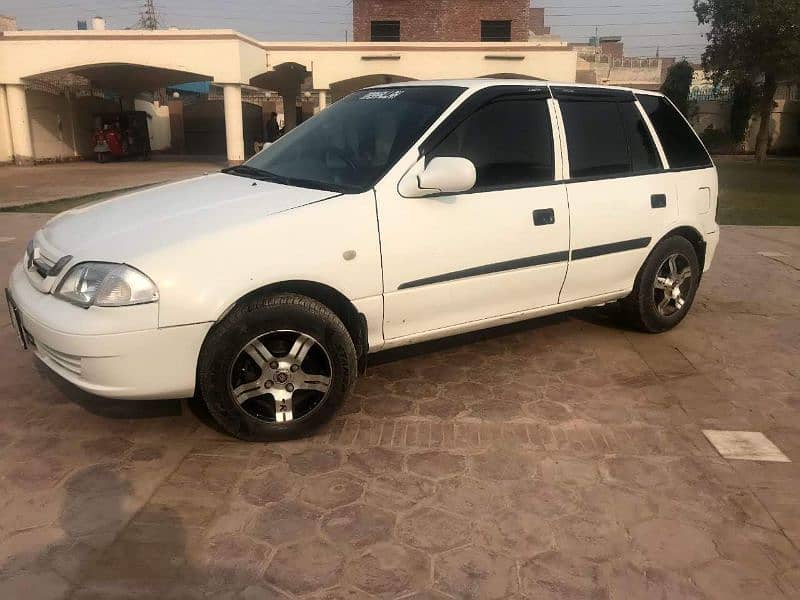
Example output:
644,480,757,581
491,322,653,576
9,262,212,400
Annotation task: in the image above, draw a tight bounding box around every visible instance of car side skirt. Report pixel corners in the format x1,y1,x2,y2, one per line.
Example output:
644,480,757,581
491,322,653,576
374,290,628,353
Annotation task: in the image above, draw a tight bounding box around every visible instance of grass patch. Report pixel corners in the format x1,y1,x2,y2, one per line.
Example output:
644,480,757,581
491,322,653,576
716,157,800,226
0,184,155,214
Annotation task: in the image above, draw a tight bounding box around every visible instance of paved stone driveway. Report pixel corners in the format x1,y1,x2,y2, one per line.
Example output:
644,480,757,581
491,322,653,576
1,214,799,599
0,157,226,208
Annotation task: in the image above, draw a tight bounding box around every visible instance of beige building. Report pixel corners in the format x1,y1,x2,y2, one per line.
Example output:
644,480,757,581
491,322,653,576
576,55,670,90
0,27,577,165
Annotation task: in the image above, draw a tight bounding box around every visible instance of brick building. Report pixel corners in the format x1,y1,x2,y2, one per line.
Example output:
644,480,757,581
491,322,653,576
529,7,550,36
353,0,532,42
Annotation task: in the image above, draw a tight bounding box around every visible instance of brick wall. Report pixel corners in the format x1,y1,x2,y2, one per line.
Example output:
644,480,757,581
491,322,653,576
529,7,550,36
600,40,624,60
353,0,530,42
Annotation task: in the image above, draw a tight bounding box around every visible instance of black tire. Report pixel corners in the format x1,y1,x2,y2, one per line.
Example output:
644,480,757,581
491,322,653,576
621,235,700,333
198,293,357,441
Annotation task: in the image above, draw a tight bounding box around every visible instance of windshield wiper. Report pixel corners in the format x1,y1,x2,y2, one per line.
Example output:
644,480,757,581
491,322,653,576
222,164,350,193
221,164,278,181
222,164,301,186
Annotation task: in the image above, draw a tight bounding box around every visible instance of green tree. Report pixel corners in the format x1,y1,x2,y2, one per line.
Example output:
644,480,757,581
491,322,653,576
661,59,695,116
694,0,800,162
729,80,758,145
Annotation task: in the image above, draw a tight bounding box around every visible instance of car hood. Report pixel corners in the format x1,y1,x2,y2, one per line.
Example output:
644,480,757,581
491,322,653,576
41,173,339,261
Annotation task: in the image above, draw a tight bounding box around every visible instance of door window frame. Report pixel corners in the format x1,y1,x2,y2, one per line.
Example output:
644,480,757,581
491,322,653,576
416,86,563,195
552,86,667,183
635,91,714,172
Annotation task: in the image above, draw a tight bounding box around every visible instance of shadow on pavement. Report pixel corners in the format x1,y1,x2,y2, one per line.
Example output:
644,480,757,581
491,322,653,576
4,465,254,597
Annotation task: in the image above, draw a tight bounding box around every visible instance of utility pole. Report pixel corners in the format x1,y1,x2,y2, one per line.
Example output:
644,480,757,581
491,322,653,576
594,25,599,56
138,0,160,30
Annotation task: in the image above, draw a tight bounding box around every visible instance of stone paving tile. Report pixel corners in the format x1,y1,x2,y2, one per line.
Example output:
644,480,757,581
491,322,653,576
1,221,800,598
345,542,430,598
397,507,471,552
322,504,395,549
434,546,518,600
265,538,345,595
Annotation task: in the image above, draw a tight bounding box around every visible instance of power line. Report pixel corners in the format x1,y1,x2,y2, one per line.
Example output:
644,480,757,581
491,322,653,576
553,21,703,27
547,10,696,17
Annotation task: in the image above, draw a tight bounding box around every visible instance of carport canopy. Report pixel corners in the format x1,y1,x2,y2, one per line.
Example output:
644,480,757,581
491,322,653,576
30,63,212,92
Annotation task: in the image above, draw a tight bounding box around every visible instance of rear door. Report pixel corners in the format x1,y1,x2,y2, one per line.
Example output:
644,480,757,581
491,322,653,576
377,87,571,339
636,93,718,241
553,87,678,303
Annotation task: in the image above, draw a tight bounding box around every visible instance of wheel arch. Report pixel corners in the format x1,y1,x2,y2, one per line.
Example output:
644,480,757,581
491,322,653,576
215,280,369,373
659,225,707,272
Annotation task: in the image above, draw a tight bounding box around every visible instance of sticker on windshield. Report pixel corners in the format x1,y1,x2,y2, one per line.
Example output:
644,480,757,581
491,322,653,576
360,90,405,100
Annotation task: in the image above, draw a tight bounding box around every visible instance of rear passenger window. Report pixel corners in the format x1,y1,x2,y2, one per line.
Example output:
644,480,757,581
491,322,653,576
560,100,630,178
619,102,661,172
637,94,712,169
430,98,554,190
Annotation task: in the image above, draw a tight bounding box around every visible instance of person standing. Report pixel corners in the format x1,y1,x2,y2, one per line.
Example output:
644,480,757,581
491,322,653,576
265,112,280,143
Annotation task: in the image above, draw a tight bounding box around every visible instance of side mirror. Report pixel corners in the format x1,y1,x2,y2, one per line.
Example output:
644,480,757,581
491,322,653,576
401,157,476,197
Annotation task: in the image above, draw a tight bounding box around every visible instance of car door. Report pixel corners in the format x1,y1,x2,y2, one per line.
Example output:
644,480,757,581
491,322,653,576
636,92,718,241
376,87,570,340
553,87,679,303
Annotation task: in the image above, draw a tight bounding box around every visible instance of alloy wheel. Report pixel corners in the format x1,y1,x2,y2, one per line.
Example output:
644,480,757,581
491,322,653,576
228,330,332,423
653,252,692,317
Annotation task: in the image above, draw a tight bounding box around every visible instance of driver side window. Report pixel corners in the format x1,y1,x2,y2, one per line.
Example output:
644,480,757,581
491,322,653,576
429,97,554,191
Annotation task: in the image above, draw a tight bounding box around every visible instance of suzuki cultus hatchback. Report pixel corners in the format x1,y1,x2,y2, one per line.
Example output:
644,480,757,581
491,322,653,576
7,80,719,441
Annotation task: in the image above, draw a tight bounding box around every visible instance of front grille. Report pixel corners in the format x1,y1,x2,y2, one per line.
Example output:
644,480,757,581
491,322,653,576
30,248,56,278
36,341,82,375
24,236,71,293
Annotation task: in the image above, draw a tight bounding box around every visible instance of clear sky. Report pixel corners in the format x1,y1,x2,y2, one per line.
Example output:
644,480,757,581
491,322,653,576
3,1,708,61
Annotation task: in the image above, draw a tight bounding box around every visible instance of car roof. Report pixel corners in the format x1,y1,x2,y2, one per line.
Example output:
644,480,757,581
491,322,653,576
371,78,664,98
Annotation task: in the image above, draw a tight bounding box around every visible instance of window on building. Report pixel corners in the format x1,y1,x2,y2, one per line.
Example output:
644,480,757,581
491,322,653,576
430,97,554,190
560,100,631,178
636,94,712,169
481,20,512,42
371,20,400,42
619,102,662,172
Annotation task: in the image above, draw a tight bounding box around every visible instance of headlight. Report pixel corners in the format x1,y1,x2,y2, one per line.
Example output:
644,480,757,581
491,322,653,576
54,262,159,308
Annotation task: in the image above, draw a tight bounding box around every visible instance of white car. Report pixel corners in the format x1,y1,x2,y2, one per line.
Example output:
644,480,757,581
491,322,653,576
6,80,719,441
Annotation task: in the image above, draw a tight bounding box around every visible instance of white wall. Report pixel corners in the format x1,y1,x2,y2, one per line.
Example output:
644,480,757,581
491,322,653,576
264,42,578,89
747,97,800,153
0,86,13,162
27,89,80,160
134,98,171,151
26,89,118,160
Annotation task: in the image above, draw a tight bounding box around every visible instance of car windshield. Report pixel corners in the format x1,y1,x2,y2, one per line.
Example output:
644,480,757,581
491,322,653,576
232,86,465,193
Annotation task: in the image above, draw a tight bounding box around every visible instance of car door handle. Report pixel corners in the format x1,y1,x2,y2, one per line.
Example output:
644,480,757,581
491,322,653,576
533,208,555,226
651,194,667,209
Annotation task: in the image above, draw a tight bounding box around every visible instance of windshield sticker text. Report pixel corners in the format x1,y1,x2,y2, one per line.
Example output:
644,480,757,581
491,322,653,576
360,90,405,100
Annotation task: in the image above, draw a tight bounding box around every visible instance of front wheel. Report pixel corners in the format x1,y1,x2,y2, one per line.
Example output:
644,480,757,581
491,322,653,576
198,293,357,441
621,236,700,333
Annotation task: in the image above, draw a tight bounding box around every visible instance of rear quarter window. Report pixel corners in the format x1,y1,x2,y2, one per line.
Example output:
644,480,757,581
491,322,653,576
637,94,712,170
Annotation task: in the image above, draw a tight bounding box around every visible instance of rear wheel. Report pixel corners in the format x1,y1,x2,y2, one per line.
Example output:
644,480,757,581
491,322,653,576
621,236,700,333
198,293,357,441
